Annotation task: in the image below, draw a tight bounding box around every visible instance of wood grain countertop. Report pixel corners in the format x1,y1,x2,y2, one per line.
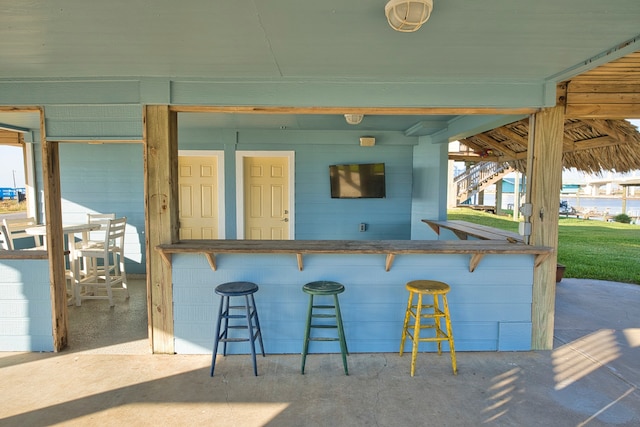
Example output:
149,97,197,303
156,239,553,272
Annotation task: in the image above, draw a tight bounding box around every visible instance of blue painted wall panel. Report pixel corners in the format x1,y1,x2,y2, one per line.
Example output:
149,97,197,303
45,105,143,139
0,260,53,352
498,322,533,351
172,251,534,355
57,143,146,273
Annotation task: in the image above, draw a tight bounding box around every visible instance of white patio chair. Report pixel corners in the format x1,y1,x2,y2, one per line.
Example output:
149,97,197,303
86,213,116,245
74,217,129,306
77,213,116,275
0,224,10,250
2,217,44,250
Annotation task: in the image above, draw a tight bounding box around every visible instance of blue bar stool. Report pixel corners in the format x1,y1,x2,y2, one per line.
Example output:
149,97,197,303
210,281,265,376
301,280,349,375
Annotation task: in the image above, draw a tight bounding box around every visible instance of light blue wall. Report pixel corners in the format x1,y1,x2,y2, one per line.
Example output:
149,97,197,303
179,129,420,240
58,144,146,274
172,252,534,355
0,259,53,352
32,144,147,274
411,138,449,239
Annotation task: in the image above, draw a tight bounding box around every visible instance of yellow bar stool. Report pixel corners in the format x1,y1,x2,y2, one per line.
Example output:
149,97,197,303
400,280,457,377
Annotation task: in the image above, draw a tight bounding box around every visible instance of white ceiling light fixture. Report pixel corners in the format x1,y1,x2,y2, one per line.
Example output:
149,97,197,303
344,114,364,125
385,0,433,33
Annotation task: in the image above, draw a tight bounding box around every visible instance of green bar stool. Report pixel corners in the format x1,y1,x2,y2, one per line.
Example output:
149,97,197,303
301,280,349,375
399,280,457,377
210,281,265,377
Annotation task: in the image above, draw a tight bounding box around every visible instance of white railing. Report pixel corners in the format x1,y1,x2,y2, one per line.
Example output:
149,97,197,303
455,162,513,204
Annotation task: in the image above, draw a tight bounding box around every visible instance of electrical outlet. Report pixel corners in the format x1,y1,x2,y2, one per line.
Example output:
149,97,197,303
359,223,367,232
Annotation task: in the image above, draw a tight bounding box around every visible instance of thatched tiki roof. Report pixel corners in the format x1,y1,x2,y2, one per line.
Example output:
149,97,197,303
451,118,640,174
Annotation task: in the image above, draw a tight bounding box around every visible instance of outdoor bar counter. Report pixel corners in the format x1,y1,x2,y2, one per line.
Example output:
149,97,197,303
157,239,552,355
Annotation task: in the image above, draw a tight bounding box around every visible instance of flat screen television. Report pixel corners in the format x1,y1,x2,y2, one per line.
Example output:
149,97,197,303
329,163,386,198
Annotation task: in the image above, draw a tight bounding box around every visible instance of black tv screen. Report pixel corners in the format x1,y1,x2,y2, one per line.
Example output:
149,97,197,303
329,163,386,198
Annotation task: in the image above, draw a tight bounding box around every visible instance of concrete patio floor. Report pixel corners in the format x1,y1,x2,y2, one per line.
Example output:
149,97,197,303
1,278,638,426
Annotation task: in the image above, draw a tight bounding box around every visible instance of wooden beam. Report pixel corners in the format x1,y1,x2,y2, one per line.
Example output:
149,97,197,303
170,105,539,116
494,126,529,149
41,138,68,352
565,104,640,118
448,153,501,162
474,133,520,160
568,82,640,93
144,105,179,354
0,130,22,146
526,106,564,350
583,119,627,142
566,135,622,152
564,79,640,118
567,92,640,104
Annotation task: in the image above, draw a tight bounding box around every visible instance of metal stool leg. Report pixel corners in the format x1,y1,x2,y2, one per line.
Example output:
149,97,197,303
442,294,457,375
301,294,314,374
245,294,259,376
251,293,266,357
433,294,443,355
410,293,423,377
210,294,225,376
400,290,414,355
334,294,349,375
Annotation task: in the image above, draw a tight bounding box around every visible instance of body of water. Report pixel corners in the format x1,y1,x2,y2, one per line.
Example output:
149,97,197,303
480,193,640,218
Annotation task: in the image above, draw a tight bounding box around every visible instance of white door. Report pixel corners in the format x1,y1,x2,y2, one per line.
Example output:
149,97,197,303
237,152,294,239
178,152,225,239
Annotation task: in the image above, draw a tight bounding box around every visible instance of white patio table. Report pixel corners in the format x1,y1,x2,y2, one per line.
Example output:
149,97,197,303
26,223,101,303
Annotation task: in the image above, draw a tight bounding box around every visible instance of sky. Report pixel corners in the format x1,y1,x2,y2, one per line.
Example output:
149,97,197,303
0,145,25,188
0,120,639,188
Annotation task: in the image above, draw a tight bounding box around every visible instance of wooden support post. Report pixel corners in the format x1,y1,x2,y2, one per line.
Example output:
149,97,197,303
526,106,564,350
144,105,179,354
41,138,68,351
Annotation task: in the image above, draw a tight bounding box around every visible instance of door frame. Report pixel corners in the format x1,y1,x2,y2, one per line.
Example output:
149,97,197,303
178,150,226,238
235,151,295,239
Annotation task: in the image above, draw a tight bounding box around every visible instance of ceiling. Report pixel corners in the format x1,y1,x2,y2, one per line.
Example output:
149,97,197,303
1,1,640,135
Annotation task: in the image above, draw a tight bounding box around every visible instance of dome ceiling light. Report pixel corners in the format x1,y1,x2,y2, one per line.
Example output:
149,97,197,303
344,114,364,125
385,0,433,33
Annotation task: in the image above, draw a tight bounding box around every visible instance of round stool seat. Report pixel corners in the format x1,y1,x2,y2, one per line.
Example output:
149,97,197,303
303,280,345,295
406,280,450,295
215,281,259,296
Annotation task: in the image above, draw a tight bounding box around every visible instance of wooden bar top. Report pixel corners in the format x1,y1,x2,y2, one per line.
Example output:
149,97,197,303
423,219,523,243
156,239,552,273
157,239,544,254
0,249,48,260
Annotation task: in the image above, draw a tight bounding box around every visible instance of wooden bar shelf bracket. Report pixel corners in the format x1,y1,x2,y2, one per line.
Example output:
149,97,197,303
469,254,484,272
158,250,172,267
385,253,395,271
204,253,217,271
534,252,551,267
296,253,303,271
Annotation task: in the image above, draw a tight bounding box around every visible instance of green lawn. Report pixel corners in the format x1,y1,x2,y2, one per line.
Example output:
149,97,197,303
447,208,640,285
